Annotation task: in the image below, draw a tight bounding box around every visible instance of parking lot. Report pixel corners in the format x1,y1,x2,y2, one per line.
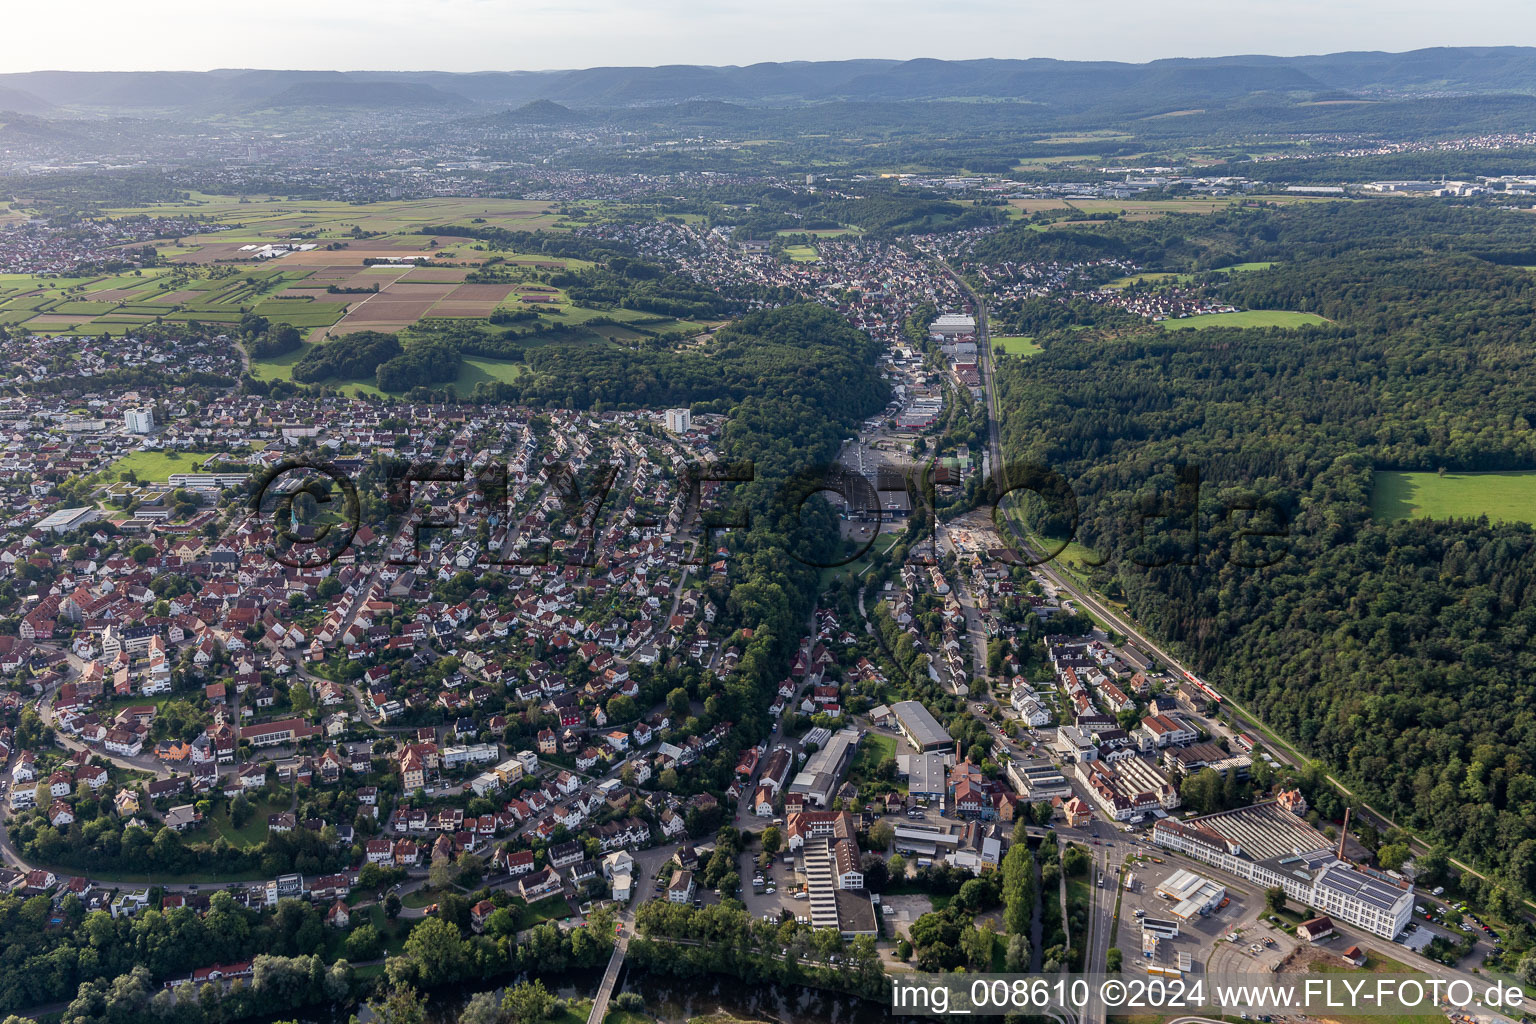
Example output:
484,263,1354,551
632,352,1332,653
1113,863,1283,973
738,852,813,926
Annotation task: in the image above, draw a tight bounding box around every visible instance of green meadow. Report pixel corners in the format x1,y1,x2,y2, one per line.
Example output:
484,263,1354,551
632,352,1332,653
1372,470,1536,525
1160,310,1327,330
992,335,1043,357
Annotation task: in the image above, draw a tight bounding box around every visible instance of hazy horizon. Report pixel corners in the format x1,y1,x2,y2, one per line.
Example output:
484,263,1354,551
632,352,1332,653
11,0,1536,74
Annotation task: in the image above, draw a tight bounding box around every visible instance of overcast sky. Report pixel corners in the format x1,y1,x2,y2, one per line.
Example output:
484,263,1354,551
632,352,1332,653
9,0,1536,72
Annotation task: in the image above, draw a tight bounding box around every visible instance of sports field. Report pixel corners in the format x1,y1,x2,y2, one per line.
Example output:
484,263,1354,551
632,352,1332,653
1371,470,1536,525
783,244,820,262
992,335,1042,357
1159,310,1328,330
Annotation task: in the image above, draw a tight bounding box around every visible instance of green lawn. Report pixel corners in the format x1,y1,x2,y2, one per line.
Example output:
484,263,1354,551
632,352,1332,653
454,356,526,394
402,886,443,909
109,448,244,483
209,795,291,849
249,346,307,382
848,731,897,784
774,227,862,237
992,335,1042,357
1372,470,1536,525
1159,310,1328,330
517,893,574,928
1104,272,1185,289
603,1010,652,1024
783,244,819,263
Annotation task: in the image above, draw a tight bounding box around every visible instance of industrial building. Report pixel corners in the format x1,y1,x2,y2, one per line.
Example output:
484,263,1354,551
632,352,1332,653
788,727,861,806
891,700,952,752
792,810,877,939
1155,868,1226,920
36,507,101,536
898,751,950,799
1079,757,1181,820
929,313,977,337
1006,758,1072,802
892,823,964,859
1152,801,1415,938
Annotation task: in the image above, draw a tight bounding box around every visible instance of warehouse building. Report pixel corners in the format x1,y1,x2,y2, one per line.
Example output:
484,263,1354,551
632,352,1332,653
788,727,861,807
930,313,977,338
36,507,101,535
898,752,950,800
892,700,952,752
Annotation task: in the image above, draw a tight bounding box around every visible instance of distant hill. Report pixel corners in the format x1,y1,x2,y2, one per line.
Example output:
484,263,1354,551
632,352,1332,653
496,99,584,124
7,48,1536,113
0,86,53,115
257,81,470,110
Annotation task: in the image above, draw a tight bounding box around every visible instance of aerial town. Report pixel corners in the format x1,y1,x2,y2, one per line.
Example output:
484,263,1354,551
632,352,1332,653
0,38,1534,1024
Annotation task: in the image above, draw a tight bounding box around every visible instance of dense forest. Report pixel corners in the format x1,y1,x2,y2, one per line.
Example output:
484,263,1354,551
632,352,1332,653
993,203,1536,896
475,302,889,415
290,330,402,385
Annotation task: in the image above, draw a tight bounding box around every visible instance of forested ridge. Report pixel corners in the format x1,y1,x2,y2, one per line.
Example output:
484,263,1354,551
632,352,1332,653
491,302,889,414
969,200,1536,269
993,204,1536,895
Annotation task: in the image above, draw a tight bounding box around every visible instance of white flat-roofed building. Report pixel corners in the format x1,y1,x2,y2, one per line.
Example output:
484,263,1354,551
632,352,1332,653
1155,868,1225,919
37,507,101,535
930,313,976,338
1007,759,1072,802
897,752,949,799
168,472,249,489
1151,801,1414,939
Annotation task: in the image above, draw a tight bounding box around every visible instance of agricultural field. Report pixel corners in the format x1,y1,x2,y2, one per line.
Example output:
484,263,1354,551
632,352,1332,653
1010,153,1103,170
1371,470,1536,526
1159,310,1328,330
0,194,593,341
1005,198,1075,214
101,193,564,248
991,335,1042,357
0,252,604,341
0,266,350,336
